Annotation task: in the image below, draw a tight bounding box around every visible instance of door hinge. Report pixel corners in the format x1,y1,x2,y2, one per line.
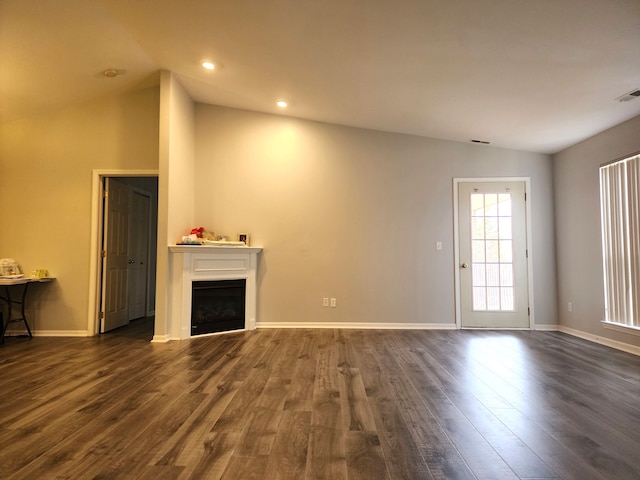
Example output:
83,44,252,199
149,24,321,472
528,307,530,316
524,192,527,201
526,249,528,258
101,250,106,258
103,189,108,198
99,311,105,319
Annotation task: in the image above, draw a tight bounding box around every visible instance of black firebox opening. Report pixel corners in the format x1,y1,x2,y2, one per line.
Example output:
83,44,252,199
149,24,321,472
191,279,246,335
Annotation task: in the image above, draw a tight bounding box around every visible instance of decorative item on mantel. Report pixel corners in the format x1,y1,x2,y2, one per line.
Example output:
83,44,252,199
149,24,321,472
177,227,248,247
238,233,250,246
177,226,214,245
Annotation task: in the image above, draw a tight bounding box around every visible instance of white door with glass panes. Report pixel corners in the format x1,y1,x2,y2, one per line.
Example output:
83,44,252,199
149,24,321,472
458,181,529,328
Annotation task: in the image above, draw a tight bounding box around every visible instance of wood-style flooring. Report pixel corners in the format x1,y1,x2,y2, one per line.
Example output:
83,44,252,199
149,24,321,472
1,324,640,479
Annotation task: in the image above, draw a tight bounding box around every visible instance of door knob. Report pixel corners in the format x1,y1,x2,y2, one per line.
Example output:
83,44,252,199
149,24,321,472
461,262,469,269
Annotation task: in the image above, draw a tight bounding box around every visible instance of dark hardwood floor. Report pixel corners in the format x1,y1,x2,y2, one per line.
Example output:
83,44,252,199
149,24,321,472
1,326,639,479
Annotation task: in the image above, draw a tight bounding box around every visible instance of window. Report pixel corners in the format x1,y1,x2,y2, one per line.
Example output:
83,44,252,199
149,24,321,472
599,153,640,328
470,192,515,311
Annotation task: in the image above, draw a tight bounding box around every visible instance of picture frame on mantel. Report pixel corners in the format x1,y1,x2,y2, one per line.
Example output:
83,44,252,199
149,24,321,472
238,233,250,245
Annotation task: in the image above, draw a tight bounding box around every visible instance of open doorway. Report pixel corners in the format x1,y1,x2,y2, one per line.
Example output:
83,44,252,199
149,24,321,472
88,171,159,338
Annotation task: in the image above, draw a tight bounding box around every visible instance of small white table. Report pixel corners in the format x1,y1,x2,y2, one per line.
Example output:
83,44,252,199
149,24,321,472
0,276,54,344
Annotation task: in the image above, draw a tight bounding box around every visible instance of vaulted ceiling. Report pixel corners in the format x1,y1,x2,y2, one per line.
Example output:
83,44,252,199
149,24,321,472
1,0,639,153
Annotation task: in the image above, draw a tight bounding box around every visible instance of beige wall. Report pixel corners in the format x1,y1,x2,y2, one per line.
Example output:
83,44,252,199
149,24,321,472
0,87,159,333
553,114,640,348
154,71,195,340
194,105,557,327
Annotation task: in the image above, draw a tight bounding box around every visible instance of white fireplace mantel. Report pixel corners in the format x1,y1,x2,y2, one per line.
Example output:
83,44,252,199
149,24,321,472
167,245,262,339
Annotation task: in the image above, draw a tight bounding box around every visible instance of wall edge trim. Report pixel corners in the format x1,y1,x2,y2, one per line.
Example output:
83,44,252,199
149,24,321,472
256,322,457,330
559,325,640,356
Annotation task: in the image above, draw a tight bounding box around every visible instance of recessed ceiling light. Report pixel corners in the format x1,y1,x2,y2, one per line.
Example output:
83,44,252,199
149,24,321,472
201,61,215,70
276,100,288,108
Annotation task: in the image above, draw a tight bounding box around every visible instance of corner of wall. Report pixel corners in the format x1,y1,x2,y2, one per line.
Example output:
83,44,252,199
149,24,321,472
155,70,196,338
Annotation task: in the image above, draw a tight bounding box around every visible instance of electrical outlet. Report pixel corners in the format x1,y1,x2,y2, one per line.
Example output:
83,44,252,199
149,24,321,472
568,302,573,312
322,298,329,307
330,297,337,308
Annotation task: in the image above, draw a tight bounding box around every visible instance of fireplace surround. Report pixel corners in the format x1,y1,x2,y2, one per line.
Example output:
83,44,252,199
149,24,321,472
167,245,262,339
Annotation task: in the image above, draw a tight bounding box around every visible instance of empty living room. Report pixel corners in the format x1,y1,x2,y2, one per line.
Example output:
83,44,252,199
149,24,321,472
1,1,640,479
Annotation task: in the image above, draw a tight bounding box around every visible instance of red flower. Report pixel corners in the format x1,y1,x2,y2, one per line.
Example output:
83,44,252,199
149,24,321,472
190,227,205,238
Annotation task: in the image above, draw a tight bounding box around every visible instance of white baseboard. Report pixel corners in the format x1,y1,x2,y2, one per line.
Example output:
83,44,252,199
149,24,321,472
256,322,457,330
32,330,89,337
534,324,560,331
559,325,640,356
151,334,171,343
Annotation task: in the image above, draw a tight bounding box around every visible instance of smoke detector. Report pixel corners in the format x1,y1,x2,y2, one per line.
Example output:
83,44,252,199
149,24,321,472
615,89,640,102
102,68,125,78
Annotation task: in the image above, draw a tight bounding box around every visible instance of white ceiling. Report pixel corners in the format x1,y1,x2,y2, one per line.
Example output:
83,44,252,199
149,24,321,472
1,0,639,154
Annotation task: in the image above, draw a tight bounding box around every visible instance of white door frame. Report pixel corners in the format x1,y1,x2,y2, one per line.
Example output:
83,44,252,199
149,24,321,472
453,177,536,330
88,169,159,336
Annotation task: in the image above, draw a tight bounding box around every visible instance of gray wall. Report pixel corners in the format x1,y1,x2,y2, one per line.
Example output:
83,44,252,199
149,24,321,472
553,114,640,348
194,105,557,327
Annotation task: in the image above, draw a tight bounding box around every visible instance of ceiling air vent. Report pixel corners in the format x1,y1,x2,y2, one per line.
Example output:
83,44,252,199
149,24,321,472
615,89,640,102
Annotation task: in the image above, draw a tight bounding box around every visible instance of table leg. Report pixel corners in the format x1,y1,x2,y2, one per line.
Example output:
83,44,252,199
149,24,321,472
0,284,33,339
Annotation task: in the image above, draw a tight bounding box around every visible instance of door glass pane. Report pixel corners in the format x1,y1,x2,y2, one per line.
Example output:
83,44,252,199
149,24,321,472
501,287,514,310
485,194,498,216
486,240,499,262
472,264,485,286
471,194,485,216
500,264,513,286
472,240,485,262
472,217,485,239
473,287,486,309
500,240,513,262
485,217,499,239
486,264,500,286
498,194,511,216
470,192,515,311
487,287,500,310
499,217,512,239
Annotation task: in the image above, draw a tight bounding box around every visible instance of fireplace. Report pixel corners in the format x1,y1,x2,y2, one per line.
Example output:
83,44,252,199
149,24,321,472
164,245,262,341
191,279,246,335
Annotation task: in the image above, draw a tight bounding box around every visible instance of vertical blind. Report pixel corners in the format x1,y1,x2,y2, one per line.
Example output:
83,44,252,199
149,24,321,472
600,154,640,326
